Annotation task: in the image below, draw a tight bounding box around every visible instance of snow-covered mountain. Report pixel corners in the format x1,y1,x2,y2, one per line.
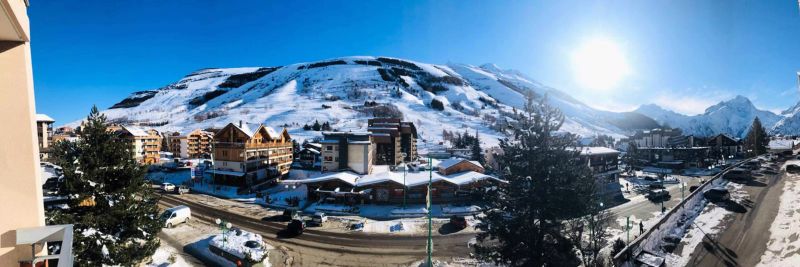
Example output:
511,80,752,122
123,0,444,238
77,56,660,149
772,102,800,135
635,95,782,138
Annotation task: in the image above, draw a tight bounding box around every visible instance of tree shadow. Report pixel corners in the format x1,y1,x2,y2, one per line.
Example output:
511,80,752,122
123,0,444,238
700,233,739,267
276,228,301,239
261,215,289,222
721,200,747,213
438,223,465,235
745,179,767,187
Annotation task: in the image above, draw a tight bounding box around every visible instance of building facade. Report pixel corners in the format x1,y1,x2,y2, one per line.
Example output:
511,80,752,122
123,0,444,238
210,122,293,187
1,1,74,265
186,129,213,158
320,132,375,174
109,125,163,164
367,118,418,165
35,114,54,160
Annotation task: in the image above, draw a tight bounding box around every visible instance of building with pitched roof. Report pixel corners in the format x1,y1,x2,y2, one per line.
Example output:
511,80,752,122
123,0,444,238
109,125,163,164
209,121,293,187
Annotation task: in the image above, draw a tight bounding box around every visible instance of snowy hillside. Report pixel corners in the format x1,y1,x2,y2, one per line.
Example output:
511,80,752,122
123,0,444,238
635,95,782,138
77,56,659,149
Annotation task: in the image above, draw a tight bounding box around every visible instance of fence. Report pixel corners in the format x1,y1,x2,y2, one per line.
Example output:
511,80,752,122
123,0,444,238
612,158,753,266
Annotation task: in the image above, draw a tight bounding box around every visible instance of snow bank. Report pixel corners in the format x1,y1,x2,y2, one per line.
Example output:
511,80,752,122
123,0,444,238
757,161,800,266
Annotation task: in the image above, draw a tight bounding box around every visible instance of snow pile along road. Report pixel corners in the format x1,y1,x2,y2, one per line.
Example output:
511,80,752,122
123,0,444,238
757,162,800,267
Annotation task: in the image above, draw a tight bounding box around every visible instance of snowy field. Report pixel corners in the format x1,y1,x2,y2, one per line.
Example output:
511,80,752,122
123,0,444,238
757,160,800,266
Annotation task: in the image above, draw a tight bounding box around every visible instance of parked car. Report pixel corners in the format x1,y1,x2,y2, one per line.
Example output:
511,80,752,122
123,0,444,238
160,182,176,192
449,215,468,230
787,164,800,174
648,182,666,190
287,219,306,235
161,205,191,228
646,189,670,201
724,168,751,181
309,212,327,226
703,187,730,202
176,185,190,194
281,209,299,222
743,161,760,170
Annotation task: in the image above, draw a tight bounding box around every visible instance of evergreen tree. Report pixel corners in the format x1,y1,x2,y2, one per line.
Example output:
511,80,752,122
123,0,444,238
312,120,321,131
471,130,485,165
744,117,769,156
474,96,601,266
47,107,162,265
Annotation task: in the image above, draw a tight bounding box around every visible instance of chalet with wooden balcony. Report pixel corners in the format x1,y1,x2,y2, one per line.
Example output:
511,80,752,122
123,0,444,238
209,121,293,187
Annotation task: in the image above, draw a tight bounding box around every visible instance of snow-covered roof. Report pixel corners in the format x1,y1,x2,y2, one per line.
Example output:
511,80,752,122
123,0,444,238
263,126,279,139
577,147,619,155
769,139,794,150
437,157,483,170
121,125,149,137
285,171,360,185
301,147,320,154
35,114,55,122
287,165,504,188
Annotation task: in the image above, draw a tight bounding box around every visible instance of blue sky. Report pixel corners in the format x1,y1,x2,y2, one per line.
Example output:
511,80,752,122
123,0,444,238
30,0,800,123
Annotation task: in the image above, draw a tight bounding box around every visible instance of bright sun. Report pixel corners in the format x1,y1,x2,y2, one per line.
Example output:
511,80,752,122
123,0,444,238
571,37,631,90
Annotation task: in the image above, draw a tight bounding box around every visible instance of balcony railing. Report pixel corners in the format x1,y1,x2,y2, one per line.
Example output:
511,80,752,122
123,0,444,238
213,142,291,149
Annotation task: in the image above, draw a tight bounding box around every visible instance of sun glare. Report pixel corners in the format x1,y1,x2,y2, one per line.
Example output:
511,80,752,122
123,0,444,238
571,37,631,90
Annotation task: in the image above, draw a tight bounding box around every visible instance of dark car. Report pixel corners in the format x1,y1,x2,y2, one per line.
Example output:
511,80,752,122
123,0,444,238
281,209,298,222
449,215,467,230
689,185,699,193
648,183,666,190
787,164,800,174
287,219,305,235
724,168,751,181
646,189,670,201
703,187,730,202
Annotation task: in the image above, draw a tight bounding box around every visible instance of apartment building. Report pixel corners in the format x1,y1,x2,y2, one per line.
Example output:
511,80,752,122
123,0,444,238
0,0,74,265
320,132,375,174
109,125,163,164
186,128,213,158
209,122,293,187
577,147,623,201
367,118,418,165
164,132,187,158
35,113,54,160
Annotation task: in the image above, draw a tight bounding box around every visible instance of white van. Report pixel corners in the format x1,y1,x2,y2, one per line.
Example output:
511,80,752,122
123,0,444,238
161,205,191,228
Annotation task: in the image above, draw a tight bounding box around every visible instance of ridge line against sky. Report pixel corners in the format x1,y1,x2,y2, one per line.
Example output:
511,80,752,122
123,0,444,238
28,0,800,123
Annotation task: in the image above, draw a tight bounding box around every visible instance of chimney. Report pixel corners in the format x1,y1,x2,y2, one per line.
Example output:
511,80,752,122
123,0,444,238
239,120,242,128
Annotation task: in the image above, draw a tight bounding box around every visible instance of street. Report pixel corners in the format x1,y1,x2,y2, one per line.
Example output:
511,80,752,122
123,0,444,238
685,161,789,267
158,193,476,266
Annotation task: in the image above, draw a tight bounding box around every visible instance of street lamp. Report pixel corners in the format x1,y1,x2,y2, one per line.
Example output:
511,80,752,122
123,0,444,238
216,218,233,247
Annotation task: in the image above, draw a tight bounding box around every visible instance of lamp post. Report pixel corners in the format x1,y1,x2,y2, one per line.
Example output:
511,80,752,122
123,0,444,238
216,218,232,248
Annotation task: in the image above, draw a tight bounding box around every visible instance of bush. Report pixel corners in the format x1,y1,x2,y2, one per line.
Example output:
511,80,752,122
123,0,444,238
431,99,445,111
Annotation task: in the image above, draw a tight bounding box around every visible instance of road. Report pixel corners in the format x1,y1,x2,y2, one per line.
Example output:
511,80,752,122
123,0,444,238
609,175,706,239
685,161,786,267
158,194,475,266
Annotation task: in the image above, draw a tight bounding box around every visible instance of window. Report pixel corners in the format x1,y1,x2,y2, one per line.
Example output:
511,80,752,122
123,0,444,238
326,146,333,151
324,156,333,161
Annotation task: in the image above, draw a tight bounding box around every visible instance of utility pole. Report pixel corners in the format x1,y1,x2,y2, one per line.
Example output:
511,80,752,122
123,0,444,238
427,155,433,266
402,152,407,209
626,216,630,243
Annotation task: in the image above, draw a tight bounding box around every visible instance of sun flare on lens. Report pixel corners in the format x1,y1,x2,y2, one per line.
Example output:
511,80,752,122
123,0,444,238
571,37,631,90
